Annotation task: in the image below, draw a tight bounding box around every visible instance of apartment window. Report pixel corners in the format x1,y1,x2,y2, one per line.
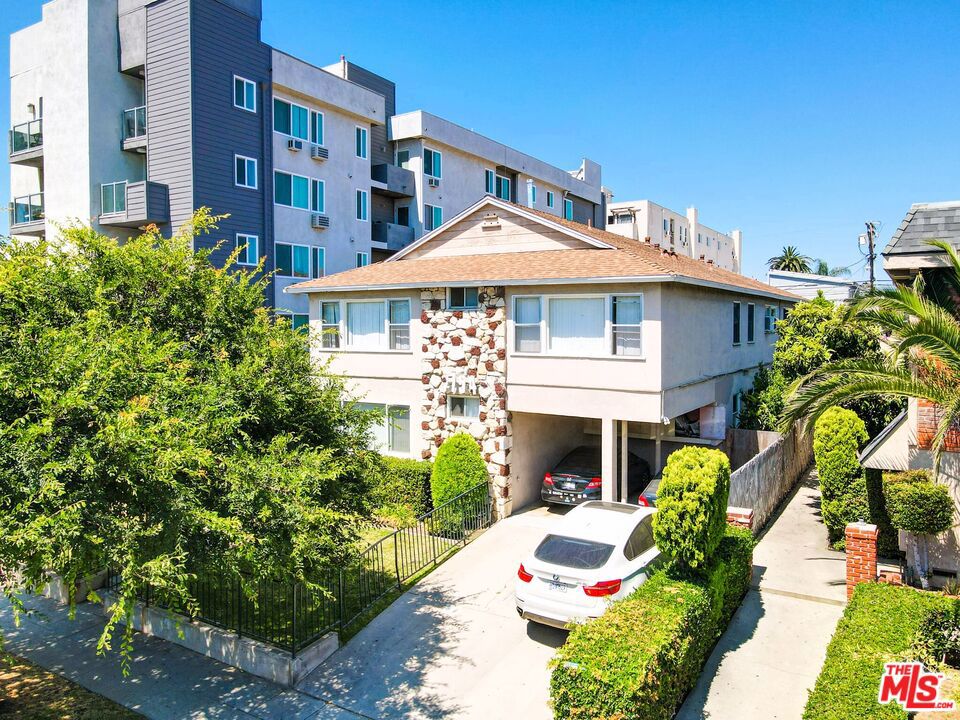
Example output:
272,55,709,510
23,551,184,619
310,110,324,145
764,305,777,334
356,252,369,267
563,198,574,221
732,302,742,345
276,242,310,278
235,233,258,266
449,287,479,310
235,155,257,189
273,99,308,140
358,403,410,454
389,299,411,350
495,175,511,201
311,247,325,279
612,295,643,356
698,232,702,244
707,237,712,247
448,395,480,420
747,303,756,343
423,147,442,178
397,149,410,168
781,306,788,321
485,169,495,195
530,184,537,205
547,191,555,208
355,126,368,159
548,296,605,355
276,311,309,333
424,204,443,232
311,179,325,214
396,206,410,227
100,181,127,214
233,76,256,112
274,171,309,209
514,296,542,353
356,190,368,221
320,301,340,349
346,301,385,348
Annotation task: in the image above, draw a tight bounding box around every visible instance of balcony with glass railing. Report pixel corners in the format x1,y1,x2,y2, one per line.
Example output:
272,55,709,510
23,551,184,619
122,106,147,152
9,193,44,235
9,119,43,166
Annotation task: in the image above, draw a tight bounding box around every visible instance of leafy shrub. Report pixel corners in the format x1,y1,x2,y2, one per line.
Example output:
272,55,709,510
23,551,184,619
738,364,788,431
804,583,954,719
912,604,960,670
813,407,869,544
430,433,489,507
883,470,954,536
368,456,433,521
652,447,731,569
550,527,754,720
866,469,899,558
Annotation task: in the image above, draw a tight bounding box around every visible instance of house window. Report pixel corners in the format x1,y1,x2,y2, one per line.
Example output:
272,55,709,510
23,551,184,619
356,189,368,221
485,169,495,194
396,206,410,227
547,191,555,209
612,295,643,356
311,179,325,213
235,233,258,266
235,155,257,189
320,301,340,349
548,297,605,354
346,301,385,348
275,243,311,278
424,204,443,232
311,247,325,279
355,126,368,159
423,148,442,178
563,198,574,221
311,111,324,145
397,149,410,168
389,299,411,350
356,252,369,267
274,171,309,209
663,219,669,236
273,99,308,140
276,311,309,333
747,303,755,343
765,305,777,333
514,296,542,353
732,302,742,345
530,184,537,205
101,181,127,214
358,403,410,454
448,395,480,419
495,175,511,201
781,306,788,320
233,76,256,112
449,287,479,310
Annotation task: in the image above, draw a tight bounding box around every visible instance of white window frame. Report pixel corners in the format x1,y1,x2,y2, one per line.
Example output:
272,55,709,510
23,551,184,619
311,109,324,146
484,168,495,194
311,178,325,214
388,299,411,350
356,251,369,267
273,170,313,211
611,294,644,357
355,126,368,159
320,300,340,349
327,298,413,353
358,402,411,455
448,395,481,420
530,184,537,205
547,191,555,208
311,246,325,279
424,203,443,232
448,286,480,310
273,98,310,140
513,295,543,354
765,305,777,334
235,233,259,266
233,75,256,113
275,241,312,279
423,146,442,179
234,154,257,189
564,198,574,221
356,189,368,221
495,174,511,201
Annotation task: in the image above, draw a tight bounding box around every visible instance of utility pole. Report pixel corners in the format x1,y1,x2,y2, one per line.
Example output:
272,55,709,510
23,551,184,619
864,221,877,290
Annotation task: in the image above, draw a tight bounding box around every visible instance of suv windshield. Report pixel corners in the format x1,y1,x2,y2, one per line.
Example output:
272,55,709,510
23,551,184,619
534,534,615,570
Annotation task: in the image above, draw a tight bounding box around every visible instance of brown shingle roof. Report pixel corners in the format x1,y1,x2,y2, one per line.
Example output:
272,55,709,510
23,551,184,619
287,200,800,301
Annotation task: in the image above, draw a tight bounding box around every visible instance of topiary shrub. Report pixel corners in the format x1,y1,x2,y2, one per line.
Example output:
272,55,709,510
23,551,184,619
884,470,954,589
865,468,899,558
651,447,731,570
429,433,489,537
813,407,869,546
368,456,433,523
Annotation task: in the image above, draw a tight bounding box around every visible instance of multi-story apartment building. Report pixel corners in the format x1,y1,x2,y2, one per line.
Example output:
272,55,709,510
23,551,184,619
8,0,604,321
604,197,743,273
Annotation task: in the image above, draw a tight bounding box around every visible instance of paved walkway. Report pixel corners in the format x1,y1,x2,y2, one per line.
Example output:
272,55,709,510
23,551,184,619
677,467,846,720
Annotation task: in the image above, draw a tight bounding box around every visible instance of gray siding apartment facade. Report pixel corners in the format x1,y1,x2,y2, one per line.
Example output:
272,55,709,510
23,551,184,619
8,0,605,318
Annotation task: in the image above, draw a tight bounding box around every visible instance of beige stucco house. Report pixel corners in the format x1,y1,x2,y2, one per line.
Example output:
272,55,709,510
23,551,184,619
287,197,798,518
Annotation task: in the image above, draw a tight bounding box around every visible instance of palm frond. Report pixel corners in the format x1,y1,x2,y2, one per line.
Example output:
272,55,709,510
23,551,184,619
931,394,960,474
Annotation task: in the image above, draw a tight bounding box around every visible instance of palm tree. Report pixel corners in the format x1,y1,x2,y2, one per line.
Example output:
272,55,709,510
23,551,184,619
782,240,960,468
813,258,852,277
768,246,812,273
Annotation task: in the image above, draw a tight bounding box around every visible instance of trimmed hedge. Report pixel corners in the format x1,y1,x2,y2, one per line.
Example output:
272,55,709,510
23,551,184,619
369,456,433,520
652,446,731,570
550,526,754,720
804,583,954,719
865,468,899,558
430,433,489,507
883,470,954,536
814,407,869,545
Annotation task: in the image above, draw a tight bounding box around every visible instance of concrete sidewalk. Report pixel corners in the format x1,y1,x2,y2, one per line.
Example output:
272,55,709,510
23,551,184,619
677,467,846,720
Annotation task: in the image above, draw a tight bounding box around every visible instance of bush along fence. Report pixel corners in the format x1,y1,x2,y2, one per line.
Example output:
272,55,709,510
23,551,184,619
105,481,492,655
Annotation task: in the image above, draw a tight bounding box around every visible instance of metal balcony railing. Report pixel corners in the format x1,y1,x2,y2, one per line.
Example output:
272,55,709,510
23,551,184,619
122,106,147,141
10,193,43,226
101,181,127,215
10,119,42,154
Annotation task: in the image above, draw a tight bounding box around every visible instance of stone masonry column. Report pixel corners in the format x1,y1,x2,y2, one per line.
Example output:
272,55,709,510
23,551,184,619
845,522,878,601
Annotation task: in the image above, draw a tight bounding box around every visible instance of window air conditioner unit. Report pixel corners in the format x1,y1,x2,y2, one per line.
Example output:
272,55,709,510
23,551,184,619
311,213,330,230
427,177,440,188
287,139,303,152
310,144,329,161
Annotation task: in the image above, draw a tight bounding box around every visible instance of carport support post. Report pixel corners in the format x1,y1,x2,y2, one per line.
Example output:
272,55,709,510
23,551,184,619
601,418,617,502
620,421,629,502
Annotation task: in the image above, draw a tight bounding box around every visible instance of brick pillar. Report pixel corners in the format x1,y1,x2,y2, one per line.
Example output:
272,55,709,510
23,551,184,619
845,522,879,600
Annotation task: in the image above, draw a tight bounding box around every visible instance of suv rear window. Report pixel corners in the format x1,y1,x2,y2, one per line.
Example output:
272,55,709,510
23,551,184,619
534,534,615,570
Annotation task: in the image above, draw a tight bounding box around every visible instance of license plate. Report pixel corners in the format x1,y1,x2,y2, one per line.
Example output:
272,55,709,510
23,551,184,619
549,581,567,593
562,482,576,490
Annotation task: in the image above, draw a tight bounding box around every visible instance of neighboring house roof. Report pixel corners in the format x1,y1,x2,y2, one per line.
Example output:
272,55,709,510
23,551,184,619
287,198,800,301
884,201,960,257
859,410,910,472
767,269,862,302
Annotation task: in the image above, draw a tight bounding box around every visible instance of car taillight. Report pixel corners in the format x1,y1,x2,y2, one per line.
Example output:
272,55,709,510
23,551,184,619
583,579,622,597
585,477,602,489
637,496,650,507
543,473,554,486
518,563,533,583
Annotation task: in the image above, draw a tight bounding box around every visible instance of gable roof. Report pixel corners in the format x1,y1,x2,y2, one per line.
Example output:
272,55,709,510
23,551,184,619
286,198,800,301
884,201,960,257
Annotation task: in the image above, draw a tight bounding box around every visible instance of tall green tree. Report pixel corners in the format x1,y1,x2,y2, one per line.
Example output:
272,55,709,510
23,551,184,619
768,245,812,273
0,211,377,666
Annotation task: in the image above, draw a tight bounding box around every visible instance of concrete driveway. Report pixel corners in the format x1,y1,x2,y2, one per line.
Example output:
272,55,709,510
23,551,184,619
298,505,568,720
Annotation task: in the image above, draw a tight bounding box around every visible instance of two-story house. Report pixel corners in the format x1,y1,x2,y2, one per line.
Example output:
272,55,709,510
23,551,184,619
287,197,796,518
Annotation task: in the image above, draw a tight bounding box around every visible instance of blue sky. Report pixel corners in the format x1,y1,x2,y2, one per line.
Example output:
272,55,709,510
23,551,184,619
2,0,958,280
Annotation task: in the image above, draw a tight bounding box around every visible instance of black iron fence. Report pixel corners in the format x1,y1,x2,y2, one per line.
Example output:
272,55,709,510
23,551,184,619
105,481,492,655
